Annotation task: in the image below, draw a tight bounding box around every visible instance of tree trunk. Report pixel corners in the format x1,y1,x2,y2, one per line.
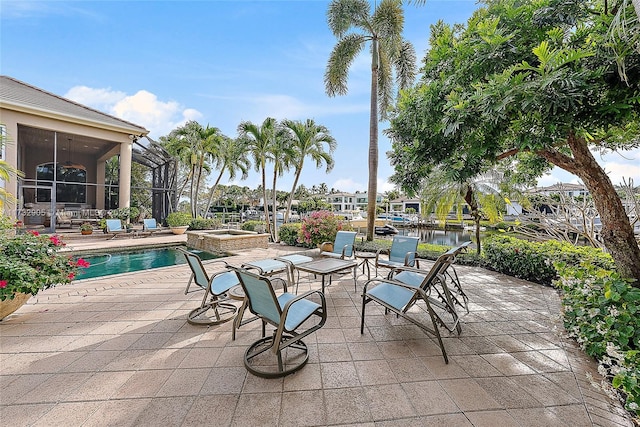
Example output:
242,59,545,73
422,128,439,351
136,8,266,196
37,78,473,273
286,164,303,223
272,170,278,242
367,37,380,241
539,134,640,284
261,165,271,237
463,187,482,255
203,170,224,219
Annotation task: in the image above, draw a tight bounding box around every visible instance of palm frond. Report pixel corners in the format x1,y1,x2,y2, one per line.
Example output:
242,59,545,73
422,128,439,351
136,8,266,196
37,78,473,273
325,34,367,96
327,0,371,37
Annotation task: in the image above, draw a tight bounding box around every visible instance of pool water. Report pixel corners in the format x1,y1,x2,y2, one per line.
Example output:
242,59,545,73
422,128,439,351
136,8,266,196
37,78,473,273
76,247,221,279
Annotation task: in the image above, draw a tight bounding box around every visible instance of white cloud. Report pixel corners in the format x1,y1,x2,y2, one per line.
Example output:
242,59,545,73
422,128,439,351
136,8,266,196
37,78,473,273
377,179,396,193
333,178,366,193
64,86,202,138
64,86,126,111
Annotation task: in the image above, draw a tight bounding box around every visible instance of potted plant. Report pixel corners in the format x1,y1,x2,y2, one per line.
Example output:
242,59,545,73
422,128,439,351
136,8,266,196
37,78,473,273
79,222,94,235
0,229,90,319
165,212,192,235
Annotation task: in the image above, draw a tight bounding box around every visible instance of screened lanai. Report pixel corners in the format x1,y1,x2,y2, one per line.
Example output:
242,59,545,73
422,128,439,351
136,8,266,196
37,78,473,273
0,75,177,232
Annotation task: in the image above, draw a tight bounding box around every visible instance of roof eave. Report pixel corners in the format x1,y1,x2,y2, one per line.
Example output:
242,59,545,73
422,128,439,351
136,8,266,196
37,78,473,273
0,100,149,136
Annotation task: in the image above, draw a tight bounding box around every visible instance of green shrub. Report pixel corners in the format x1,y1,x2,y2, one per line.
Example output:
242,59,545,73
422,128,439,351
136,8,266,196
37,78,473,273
189,217,221,230
556,263,640,416
241,220,266,232
165,211,192,227
279,223,302,246
482,235,613,285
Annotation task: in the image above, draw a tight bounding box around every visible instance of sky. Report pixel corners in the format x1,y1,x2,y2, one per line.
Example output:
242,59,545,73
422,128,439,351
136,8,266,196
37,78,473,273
1,0,638,195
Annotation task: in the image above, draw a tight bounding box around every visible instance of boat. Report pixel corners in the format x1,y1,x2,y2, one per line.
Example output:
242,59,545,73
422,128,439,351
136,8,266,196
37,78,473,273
374,224,399,235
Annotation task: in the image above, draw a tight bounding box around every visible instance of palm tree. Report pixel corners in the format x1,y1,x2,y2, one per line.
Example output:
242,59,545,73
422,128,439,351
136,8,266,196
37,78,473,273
268,128,295,241
420,167,518,255
164,121,221,217
325,0,416,241
238,117,278,237
282,119,337,223
202,136,250,217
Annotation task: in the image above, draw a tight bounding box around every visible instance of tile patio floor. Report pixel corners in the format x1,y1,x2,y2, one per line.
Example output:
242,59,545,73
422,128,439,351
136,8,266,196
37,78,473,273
0,235,634,426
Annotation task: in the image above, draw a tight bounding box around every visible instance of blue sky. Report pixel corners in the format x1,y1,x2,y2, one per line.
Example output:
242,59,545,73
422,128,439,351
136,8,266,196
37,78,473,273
1,0,638,194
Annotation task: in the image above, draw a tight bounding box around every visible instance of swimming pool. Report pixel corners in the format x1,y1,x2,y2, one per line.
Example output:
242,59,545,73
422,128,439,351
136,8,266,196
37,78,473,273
76,247,222,279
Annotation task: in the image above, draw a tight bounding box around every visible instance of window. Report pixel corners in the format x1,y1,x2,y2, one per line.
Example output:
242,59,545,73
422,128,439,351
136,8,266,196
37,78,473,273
36,162,86,203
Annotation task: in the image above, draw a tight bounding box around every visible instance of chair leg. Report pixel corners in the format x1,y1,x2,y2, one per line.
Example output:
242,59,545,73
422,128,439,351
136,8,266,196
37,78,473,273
244,332,310,378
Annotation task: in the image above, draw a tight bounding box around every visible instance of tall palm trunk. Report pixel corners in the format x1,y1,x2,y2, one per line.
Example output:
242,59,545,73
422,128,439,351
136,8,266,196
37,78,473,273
285,165,303,223
272,170,279,242
367,37,379,241
261,166,271,237
203,169,225,218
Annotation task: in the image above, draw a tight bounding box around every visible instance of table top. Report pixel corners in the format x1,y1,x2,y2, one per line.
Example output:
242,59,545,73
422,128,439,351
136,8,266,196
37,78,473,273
228,284,245,301
295,258,357,275
355,252,376,259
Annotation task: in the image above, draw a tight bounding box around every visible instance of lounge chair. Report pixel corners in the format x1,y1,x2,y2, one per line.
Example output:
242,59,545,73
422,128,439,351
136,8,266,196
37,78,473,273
230,266,327,378
142,218,163,236
180,248,239,326
374,235,420,278
320,231,357,259
361,251,460,364
105,219,128,239
442,241,472,313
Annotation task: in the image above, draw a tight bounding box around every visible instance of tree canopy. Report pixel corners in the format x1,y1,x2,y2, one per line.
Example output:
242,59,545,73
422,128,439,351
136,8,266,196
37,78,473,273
388,0,640,282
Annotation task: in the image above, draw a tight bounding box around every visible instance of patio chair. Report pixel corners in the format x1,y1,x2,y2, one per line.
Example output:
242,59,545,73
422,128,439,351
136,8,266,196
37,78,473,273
230,266,327,378
320,231,357,259
180,248,239,326
374,235,420,278
105,219,128,239
142,218,163,236
442,241,472,313
361,251,460,364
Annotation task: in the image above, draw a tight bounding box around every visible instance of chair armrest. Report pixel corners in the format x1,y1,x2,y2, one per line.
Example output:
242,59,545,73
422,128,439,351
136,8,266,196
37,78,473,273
362,276,425,293
341,244,354,258
374,248,384,264
404,251,419,267
279,289,327,329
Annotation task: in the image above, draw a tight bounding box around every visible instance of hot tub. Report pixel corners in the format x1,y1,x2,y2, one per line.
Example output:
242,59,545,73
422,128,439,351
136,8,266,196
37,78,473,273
186,229,269,253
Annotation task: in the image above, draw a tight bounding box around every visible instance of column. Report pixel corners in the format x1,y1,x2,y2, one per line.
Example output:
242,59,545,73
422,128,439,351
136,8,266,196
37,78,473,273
118,137,132,209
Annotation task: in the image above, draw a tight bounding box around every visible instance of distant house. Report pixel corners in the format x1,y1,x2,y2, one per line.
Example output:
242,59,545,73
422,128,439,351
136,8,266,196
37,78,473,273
0,75,176,231
389,198,421,214
326,191,382,212
533,183,589,197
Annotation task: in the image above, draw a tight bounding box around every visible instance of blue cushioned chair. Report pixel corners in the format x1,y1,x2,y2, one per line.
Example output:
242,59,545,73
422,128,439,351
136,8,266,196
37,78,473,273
142,218,163,236
231,266,327,378
374,235,420,277
180,249,239,326
361,250,461,364
320,231,357,259
105,219,128,239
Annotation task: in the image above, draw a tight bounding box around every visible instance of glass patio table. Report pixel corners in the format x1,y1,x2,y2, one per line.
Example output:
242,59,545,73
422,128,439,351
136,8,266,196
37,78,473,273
294,258,358,293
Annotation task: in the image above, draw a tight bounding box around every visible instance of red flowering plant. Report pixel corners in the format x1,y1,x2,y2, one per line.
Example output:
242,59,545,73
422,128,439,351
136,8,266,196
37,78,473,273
298,210,350,248
0,229,89,301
